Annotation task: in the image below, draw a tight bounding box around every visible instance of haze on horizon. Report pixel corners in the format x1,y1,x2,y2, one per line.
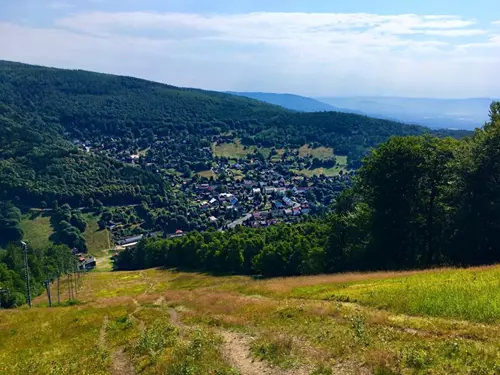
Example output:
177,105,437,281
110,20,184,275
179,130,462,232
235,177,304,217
0,0,499,99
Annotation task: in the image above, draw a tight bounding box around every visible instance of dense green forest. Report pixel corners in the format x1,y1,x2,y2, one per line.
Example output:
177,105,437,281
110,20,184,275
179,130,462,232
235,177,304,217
115,103,500,276
0,60,489,297
0,103,168,206
0,202,76,308
114,220,328,276
0,243,74,308
0,60,469,208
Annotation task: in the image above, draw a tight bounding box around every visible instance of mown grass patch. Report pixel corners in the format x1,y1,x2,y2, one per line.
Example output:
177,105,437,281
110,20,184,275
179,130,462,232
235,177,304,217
20,211,110,255
293,166,345,177
336,155,348,166
197,169,216,179
213,140,255,159
20,212,54,249
83,213,111,255
298,145,334,159
293,154,348,177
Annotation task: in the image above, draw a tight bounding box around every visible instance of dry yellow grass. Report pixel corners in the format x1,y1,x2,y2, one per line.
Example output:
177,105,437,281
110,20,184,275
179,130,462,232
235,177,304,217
2,266,500,375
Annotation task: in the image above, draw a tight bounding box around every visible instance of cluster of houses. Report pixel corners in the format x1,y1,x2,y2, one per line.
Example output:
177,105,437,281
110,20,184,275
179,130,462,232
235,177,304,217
182,161,324,228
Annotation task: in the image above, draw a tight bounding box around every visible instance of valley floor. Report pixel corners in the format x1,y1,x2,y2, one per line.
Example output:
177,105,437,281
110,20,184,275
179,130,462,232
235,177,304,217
0,265,499,375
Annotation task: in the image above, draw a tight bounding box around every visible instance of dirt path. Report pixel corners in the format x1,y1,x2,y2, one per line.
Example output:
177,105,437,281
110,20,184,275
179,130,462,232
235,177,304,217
154,295,165,306
169,307,183,328
100,315,136,375
220,331,311,375
110,348,136,375
99,316,109,348
129,298,145,331
220,331,276,375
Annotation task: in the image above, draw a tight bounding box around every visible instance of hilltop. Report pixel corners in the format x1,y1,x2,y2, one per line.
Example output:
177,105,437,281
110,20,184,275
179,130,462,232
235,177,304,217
228,91,347,113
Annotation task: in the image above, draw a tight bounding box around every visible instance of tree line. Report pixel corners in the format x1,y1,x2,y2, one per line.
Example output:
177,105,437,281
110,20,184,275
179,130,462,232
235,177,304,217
0,243,74,308
50,204,88,253
115,103,500,276
114,220,328,276
0,202,23,248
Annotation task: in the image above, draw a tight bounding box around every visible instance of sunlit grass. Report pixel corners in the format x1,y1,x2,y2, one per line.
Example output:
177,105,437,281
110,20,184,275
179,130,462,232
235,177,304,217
83,213,111,255
289,266,500,323
20,211,110,255
197,169,217,179
298,145,334,159
3,265,500,375
212,139,254,159
20,212,54,249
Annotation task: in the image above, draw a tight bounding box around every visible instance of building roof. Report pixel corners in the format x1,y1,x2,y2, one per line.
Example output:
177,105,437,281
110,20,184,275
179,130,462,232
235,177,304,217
118,235,144,245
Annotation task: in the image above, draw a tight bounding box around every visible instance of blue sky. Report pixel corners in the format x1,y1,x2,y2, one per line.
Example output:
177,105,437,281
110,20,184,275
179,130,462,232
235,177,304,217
1,0,499,97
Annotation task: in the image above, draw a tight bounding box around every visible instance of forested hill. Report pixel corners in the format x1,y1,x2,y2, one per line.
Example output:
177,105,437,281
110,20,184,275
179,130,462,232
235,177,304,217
0,60,468,206
228,91,343,112
0,103,168,207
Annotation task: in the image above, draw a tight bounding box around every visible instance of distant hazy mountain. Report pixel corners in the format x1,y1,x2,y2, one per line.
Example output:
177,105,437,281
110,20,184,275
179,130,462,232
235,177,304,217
228,92,346,113
315,97,497,130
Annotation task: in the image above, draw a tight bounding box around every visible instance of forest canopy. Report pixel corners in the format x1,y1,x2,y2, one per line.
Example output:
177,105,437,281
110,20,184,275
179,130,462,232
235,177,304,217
0,60,469,208
115,102,500,276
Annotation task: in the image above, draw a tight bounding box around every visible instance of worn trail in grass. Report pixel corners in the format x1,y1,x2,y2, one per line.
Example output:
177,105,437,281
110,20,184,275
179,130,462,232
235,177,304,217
1,266,499,375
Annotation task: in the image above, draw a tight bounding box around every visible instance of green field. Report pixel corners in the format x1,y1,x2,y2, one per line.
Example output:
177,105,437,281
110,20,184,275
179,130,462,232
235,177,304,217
293,166,344,177
298,145,334,159
212,140,255,159
20,212,54,249
197,169,217,179
1,265,499,375
83,213,112,256
20,211,110,255
294,155,349,177
290,266,500,323
213,141,340,164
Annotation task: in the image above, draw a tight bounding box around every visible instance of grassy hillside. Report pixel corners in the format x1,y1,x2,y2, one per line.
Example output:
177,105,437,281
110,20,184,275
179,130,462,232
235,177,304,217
19,212,54,249
20,211,111,255
82,213,112,256
1,265,498,375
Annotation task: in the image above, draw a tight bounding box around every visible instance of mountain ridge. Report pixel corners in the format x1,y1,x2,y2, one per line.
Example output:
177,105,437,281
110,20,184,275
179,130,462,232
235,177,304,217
0,60,469,207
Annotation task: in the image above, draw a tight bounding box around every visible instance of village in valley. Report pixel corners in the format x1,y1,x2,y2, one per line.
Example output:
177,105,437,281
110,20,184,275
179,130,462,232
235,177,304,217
72,136,353,253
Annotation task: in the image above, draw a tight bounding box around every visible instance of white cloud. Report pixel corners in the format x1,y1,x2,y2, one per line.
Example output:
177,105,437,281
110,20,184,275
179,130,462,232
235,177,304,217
48,1,74,9
492,20,500,26
1,11,499,97
55,12,480,41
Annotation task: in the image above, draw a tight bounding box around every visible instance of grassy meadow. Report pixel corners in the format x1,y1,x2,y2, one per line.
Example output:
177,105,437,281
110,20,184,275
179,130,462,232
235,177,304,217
20,211,111,256
298,145,334,159
197,169,217,179
212,139,255,159
82,213,112,256
211,141,345,172
293,155,349,177
1,265,499,374
20,212,54,249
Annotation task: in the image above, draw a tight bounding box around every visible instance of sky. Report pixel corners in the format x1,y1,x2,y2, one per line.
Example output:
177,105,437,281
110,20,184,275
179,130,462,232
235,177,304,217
1,0,499,98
